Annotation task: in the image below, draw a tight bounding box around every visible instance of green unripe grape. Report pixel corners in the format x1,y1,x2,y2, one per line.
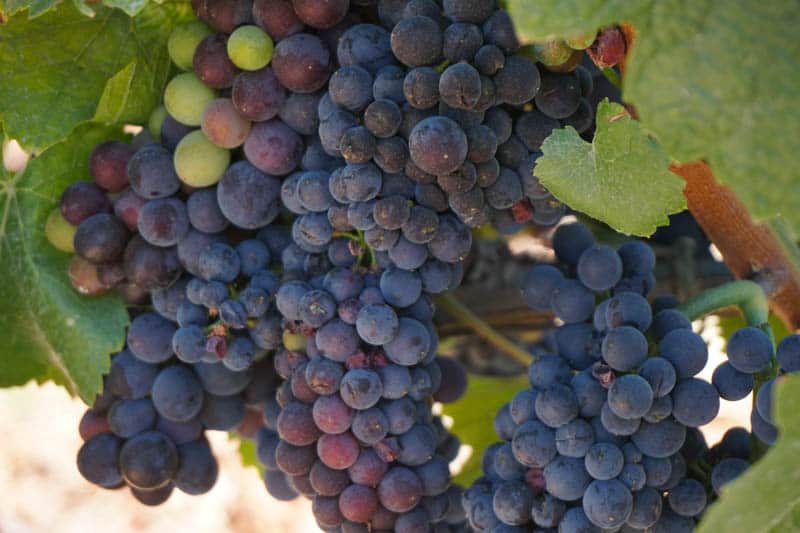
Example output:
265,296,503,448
174,130,230,187
164,73,217,127
227,25,274,71
168,21,212,70
45,208,76,253
530,40,575,67
148,105,167,140
566,30,598,50
283,330,306,352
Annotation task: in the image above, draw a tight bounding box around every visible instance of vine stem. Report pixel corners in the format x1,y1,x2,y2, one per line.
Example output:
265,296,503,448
677,280,770,332
435,292,533,367
673,161,800,329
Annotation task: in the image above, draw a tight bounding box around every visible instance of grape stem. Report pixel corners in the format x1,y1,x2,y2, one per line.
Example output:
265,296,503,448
435,292,533,366
677,280,770,334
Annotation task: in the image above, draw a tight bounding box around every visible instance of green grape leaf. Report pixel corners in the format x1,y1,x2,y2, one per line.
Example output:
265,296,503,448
2,0,166,18
506,0,640,43
102,0,151,16
230,433,264,476
536,100,686,236
624,1,800,234
697,374,800,533
0,1,191,152
441,374,527,485
0,0,58,18
0,123,129,404
507,0,800,234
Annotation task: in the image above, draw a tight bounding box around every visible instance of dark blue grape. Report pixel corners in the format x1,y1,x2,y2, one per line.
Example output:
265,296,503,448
543,455,591,501
77,433,123,488
552,223,594,266
571,370,606,418
172,439,218,496
600,402,640,437
711,458,749,495
601,326,648,372
278,91,322,136
617,240,656,277
751,407,778,445
582,479,633,529
119,430,179,490
384,317,431,366
550,279,594,323
671,378,719,427
584,442,624,480
607,374,653,420
667,478,706,517
642,455,673,487
727,326,773,374
712,361,754,401
650,309,692,342
657,329,708,380
108,398,156,438
193,361,252,396
127,144,181,199
492,442,525,481
127,313,176,364
352,407,390,445
491,481,533,526
577,244,622,291
107,350,159,399
151,366,204,423
337,24,394,75
535,383,579,428
626,487,662,529
340,368,384,409
521,265,564,311
494,55,540,106
390,15,443,68
217,161,282,229
198,242,241,282
631,419,687,459
777,334,800,372
605,292,652,331
528,357,570,393
510,420,556,467
554,418,594,458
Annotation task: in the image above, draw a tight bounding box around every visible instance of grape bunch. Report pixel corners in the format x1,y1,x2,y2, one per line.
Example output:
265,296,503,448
77,320,282,505
43,0,639,524
307,0,614,238
252,252,471,530
463,222,789,532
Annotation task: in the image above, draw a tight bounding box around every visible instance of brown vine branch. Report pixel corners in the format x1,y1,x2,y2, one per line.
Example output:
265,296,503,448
434,293,534,366
672,161,800,329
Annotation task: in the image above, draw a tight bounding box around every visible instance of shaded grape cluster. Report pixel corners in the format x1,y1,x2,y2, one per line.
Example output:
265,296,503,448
463,222,786,532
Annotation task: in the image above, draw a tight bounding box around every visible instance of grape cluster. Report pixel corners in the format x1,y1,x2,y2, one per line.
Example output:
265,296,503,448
252,248,471,530
307,0,613,238
463,222,776,532
46,0,637,524
77,322,281,505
